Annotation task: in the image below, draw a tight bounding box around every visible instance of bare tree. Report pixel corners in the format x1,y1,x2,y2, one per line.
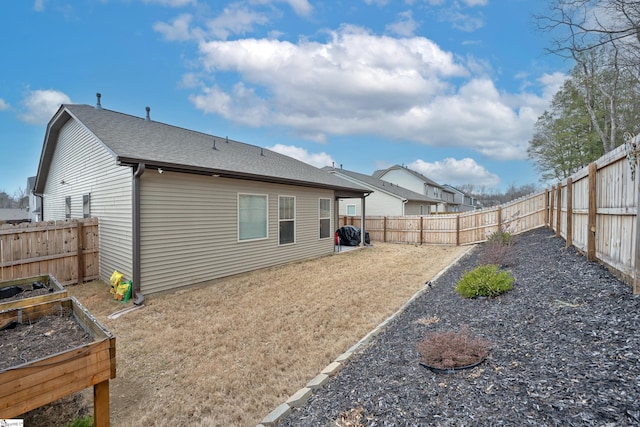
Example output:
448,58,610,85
536,0,640,61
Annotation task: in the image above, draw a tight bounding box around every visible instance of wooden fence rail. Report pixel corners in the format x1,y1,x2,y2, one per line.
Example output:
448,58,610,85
338,191,548,246
547,143,640,294
0,218,99,285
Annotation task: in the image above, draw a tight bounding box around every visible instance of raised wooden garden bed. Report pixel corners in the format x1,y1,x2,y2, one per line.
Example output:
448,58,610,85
0,297,116,426
0,275,67,311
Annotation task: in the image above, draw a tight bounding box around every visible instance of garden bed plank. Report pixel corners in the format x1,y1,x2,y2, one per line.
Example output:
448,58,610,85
0,297,115,424
0,275,67,311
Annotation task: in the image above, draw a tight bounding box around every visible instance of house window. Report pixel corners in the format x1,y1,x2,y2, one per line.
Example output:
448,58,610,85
238,194,268,241
346,204,356,216
278,196,295,245
83,194,91,218
319,198,331,239
65,196,71,219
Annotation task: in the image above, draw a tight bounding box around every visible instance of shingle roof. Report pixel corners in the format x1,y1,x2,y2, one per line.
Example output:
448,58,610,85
373,165,442,188
325,167,440,203
35,104,368,195
0,209,29,221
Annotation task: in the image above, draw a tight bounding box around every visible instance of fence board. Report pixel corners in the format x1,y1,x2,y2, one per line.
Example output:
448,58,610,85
0,218,98,284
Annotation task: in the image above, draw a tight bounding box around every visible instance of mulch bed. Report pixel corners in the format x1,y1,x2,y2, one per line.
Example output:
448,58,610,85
280,227,640,426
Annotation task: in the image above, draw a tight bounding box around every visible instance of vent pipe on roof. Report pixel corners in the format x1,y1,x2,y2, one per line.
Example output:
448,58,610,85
95,93,102,110
225,136,229,143
260,147,265,156
145,106,151,121
212,139,218,150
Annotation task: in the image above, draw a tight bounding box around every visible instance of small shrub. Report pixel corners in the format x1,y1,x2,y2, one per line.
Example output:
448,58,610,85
335,406,369,427
486,228,512,245
480,229,515,266
455,264,514,298
65,416,94,427
417,325,490,369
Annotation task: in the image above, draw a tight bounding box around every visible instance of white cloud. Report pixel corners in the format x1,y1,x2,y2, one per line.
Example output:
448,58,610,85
0,99,9,111
364,0,390,6
184,23,557,161
205,4,269,40
154,5,269,41
251,0,313,17
267,144,335,168
154,14,197,41
141,0,197,7
409,157,500,187
386,10,419,37
19,89,71,125
33,0,46,11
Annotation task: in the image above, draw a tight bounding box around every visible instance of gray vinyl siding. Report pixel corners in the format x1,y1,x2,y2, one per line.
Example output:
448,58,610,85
339,191,403,216
377,169,424,194
139,171,335,295
42,119,133,281
404,201,434,215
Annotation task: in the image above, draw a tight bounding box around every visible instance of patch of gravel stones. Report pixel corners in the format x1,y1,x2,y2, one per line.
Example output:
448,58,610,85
280,227,640,427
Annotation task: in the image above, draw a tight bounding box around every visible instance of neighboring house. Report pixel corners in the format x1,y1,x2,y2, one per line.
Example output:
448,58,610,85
27,176,42,222
324,167,440,216
373,165,459,213
34,99,369,298
0,208,30,225
441,184,480,212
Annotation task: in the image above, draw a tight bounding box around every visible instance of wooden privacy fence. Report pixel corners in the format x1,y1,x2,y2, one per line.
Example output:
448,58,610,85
339,141,640,294
0,218,99,285
339,191,548,246
547,143,640,294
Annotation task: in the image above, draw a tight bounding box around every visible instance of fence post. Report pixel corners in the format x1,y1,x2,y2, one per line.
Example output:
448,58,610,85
588,162,597,261
566,178,573,248
555,183,561,237
76,221,84,284
383,217,387,243
419,216,423,245
497,206,502,231
544,189,549,227
456,215,460,246
549,187,555,231
634,171,640,294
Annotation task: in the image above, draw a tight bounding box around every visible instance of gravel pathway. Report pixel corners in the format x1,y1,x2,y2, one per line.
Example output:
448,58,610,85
280,227,640,427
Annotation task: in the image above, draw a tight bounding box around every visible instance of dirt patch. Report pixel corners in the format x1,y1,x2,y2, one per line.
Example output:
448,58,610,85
0,282,54,303
20,242,467,426
0,312,92,370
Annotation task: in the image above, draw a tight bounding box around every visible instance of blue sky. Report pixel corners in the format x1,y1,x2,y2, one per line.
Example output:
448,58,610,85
0,0,571,197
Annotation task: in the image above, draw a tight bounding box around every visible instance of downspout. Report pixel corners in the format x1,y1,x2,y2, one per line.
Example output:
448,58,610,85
402,199,408,216
132,163,145,305
361,192,371,246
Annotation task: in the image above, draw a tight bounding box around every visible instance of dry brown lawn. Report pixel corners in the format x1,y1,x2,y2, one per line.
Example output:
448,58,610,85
26,242,469,426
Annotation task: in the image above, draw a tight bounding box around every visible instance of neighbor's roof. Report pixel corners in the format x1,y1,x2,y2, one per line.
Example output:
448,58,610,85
35,104,369,196
325,167,440,203
0,208,29,221
373,165,442,188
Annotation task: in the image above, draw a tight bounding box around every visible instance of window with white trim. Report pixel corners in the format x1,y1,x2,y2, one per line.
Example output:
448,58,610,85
238,194,268,241
319,198,331,239
346,204,356,216
278,196,295,245
65,196,71,219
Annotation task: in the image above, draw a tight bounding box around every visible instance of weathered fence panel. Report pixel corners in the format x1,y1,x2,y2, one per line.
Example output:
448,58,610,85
0,218,99,285
547,142,640,293
337,191,547,246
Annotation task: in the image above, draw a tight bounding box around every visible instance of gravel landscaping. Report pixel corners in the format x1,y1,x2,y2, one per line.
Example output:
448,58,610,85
280,226,640,427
